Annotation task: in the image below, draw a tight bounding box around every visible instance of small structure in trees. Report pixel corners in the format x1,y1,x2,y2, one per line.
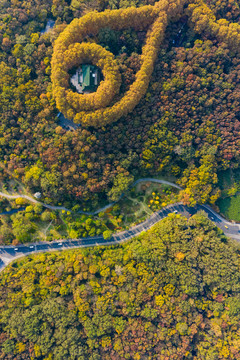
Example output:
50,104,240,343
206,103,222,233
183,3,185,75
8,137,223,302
70,65,100,93
34,192,42,199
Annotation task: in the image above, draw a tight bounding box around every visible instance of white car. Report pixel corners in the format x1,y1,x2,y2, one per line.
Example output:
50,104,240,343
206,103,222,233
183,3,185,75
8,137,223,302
14,248,18,251
58,243,63,246
173,210,178,213
29,246,34,249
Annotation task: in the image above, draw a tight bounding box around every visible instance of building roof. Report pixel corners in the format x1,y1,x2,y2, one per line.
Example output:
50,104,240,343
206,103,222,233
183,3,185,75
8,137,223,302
82,65,91,89
70,64,100,93
81,65,99,91
34,192,42,199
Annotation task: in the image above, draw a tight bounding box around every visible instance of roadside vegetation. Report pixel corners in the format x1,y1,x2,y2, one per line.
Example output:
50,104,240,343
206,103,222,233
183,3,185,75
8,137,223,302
1,213,240,359
0,181,179,245
1,1,240,359
215,169,240,222
217,194,240,222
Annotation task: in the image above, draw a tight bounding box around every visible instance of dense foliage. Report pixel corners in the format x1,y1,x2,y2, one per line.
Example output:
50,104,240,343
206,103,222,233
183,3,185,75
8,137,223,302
52,0,240,131
1,213,240,359
51,0,185,127
1,0,240,211
53,42,121,113
0,182,178,245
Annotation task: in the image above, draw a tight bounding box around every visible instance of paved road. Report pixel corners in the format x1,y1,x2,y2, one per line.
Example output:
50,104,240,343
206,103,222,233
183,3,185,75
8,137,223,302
0,207,25,216
0,191,70,212
41,19,55,35
57,112,80,131
1,202,240,272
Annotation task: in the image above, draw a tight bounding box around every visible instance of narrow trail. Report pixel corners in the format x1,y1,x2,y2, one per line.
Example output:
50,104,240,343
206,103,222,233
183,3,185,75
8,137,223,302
0,178,181,215
1,202,240,273
1,178,240,273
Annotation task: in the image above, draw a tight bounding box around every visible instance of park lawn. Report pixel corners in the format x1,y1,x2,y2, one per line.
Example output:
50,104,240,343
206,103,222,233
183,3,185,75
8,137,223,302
218,168,240,192
217,192,240,222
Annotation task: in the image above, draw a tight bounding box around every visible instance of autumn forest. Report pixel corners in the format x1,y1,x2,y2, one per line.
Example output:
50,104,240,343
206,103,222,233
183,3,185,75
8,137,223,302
1,0,240,212
1,0,240,358
2,214,240,359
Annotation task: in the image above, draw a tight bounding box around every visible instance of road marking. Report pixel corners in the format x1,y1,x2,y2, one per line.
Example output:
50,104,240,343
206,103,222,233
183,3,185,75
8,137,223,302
1,202,240,272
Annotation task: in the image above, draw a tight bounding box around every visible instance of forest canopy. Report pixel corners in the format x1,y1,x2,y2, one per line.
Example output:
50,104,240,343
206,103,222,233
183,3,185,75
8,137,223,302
1,0,240,358
1,0,240,216
1,213,240,359
51,0,240,127
51,1,172,127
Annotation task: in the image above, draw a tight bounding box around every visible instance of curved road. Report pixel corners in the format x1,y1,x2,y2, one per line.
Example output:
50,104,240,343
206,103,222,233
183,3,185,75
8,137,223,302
0,178,181,215
1,201,240,272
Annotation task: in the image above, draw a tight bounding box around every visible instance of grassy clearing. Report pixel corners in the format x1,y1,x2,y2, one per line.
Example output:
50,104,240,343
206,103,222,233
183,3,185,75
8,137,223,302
216,193,240,222
114,182,179,228
216,169,240,221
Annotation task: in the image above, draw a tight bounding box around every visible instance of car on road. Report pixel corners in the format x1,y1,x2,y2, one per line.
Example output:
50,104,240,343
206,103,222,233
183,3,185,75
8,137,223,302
224,225,229,229
58,243,62,246
29,246,34,249
173,210,178,213
14,248,18,251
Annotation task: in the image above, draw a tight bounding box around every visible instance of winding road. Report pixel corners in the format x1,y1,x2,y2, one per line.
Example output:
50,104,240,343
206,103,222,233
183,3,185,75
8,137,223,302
0,178,181,215
0,179,240,272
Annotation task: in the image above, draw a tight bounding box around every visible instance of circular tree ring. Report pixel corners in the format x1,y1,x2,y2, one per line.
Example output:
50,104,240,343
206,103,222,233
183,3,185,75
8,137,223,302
53,43,121,113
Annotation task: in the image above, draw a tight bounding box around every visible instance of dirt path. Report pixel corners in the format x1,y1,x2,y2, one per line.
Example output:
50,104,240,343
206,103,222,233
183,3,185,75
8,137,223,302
0,178,182,215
